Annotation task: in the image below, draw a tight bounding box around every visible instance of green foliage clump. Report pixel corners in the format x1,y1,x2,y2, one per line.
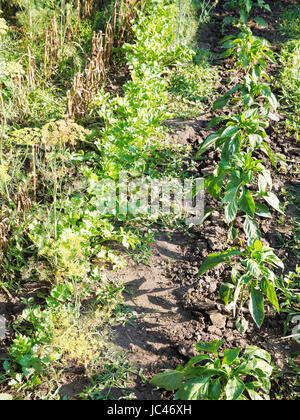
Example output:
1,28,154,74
198,239,284,329
91,0,199,178
278,40,300,141
151,340,273,400
278,4,300,40
168,54,219,118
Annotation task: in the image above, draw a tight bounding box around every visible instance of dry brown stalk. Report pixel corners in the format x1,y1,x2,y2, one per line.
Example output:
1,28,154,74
16,184,31,218
0,213,10,261
27,45,36,88
43,17,60,80
67,0,139,119
67,30,106,119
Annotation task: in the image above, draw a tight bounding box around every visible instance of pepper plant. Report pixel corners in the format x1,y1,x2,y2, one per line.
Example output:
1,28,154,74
196,108,273,160
151,339,273,400
204,150,283,231
197,239,283,328
221,24,276,72
225,0,271,25
213,66,279,117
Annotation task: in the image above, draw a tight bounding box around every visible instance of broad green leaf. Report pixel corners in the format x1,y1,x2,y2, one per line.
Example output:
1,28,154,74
253,239,263,252
224,200,238,224
219,125,239,140
263,192,284,214
183,366,208,380
247,388,264,400
248,134,262,148
245,0,252,13
225,377,245,400
258,57,267,69
260,278,279,312
258,171,272,194
194,339,224,355
249,288,265,328
212,95,230,111
268,92,278,110
226,170,242,190
186,354,214,368
246,259,261,278
223,186,240,204
195,134,219,157
240,9,248,24
239,188,255,216
262,250,284,269
235,316,249,335
206,175,224,199
208,379,222,400
228,225,238,241
233,275,244,318
175,377,210,400
241,355,273,378
197,248,242,277
222,348,241,366
243,215,261,245
262,142,277,168
243,93,252,107
255,202,271,218
219,282,235,305
221,136,240,161
150,370,184,391
243,346,272,364
253,17,268,27
223,183,240,224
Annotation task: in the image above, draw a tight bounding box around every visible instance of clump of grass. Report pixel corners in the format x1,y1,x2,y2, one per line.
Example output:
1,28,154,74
278,4,300,40
276,3,300,141
277,40,300,141
167,49,219,118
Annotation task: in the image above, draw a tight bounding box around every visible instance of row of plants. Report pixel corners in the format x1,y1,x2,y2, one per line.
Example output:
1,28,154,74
0,0,220,399
0,0,143,398
196,0,284,330
151,0,299,400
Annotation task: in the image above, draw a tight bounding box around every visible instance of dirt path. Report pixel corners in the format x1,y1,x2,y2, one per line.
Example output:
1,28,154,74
107,231,196,399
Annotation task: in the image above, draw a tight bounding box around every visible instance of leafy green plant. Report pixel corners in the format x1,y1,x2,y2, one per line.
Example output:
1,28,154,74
151,339,273,400
221,24,275,72
212,66,278,116
278,4,300,40
197,108,274,159
225,0,271,25
167,59,219,118
277,39,300,141
204,150,283,227
276,268,300,337
198,239,283,328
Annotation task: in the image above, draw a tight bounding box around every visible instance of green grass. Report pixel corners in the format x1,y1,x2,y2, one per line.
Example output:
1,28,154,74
167,49,219,118
278,4,300,40
277,5,300,141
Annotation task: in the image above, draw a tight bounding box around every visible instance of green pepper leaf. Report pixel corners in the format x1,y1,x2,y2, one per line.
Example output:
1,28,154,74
150,370,184,391
225,377,245,400
249,288,265,328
